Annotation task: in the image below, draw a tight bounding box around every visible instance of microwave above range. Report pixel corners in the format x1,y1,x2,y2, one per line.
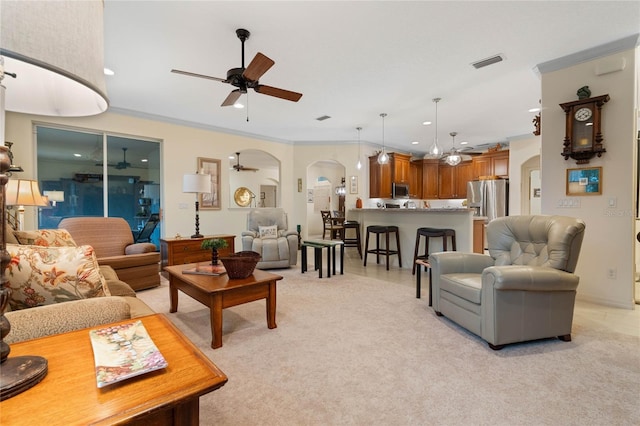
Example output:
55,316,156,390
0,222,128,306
392,182,409,199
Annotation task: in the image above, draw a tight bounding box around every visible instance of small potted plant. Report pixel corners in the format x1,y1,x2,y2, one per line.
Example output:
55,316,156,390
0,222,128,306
201,238,228,265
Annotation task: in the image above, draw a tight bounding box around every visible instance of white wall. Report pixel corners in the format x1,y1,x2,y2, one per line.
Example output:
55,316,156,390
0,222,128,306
508,134,541,216
540,47,638,309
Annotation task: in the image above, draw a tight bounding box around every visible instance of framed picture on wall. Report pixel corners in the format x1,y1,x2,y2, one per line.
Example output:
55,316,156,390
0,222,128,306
566,167,602,196
197,157,221,209
349,176,358,194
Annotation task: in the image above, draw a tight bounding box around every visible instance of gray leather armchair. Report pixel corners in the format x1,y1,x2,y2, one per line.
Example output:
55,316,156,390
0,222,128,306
430,215,586,350
241,208,298,269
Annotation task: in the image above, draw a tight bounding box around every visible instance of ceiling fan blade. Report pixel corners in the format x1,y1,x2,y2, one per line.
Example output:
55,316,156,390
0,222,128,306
242,52,275,82
254,85,302,102
171,69,226,82
221,90,243,107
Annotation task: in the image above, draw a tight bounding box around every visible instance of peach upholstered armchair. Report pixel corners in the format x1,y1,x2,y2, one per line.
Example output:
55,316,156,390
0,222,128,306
58,217,160,290
430,215,585,350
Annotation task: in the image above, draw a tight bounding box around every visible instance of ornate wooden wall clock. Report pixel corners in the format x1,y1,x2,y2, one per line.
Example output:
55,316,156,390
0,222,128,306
559,94,610,164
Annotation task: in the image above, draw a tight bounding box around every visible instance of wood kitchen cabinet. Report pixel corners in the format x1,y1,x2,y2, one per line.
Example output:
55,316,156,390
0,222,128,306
438,160,473,199
410,160,422,199
472,150,509,179
369,155,391,198
421,159,439,199
369,152,412,198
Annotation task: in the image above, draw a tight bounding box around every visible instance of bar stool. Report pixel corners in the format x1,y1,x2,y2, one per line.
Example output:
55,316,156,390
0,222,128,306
342,220,362,258
363,225,402,270
412,228,456,275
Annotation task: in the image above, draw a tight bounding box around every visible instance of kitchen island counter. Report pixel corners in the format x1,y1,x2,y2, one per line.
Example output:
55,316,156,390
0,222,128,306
348,208,474,268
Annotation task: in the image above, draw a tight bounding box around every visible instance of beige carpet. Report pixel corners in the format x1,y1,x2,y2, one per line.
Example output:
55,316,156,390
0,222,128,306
138,269,640,425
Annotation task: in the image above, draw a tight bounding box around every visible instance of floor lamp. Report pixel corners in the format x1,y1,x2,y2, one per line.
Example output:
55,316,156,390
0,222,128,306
182,173,211,238
0,1,109,400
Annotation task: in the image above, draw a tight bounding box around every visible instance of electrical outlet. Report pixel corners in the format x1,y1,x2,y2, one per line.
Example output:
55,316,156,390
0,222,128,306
608,197,617,208
607,268,617,279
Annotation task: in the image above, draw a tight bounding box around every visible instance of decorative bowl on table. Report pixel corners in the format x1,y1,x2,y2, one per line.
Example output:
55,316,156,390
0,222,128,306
219,251,261,279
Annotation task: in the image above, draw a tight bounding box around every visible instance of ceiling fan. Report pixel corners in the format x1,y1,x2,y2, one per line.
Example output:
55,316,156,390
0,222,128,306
171,28,303,107
232,152,259,172
96,147,136,169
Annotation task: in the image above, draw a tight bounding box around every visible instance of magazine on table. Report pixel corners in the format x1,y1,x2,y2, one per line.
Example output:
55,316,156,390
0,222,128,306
182,263,227,276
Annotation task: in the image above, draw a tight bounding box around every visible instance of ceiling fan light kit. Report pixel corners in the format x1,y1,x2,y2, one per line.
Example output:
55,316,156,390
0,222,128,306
171,28,302,109
444,131,462,166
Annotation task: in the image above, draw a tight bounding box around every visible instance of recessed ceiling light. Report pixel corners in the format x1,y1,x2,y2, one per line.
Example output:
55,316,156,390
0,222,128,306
103,68,115,76
233,102,244,109
460,141,469,145
422,121,432,126
528,107,541,113
228,155,235,160
141,159,148,163
411,141,419,145
73,153,81,157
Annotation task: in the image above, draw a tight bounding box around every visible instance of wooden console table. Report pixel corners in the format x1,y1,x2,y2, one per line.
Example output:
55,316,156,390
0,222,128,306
0,314,228,425
161,235,235,271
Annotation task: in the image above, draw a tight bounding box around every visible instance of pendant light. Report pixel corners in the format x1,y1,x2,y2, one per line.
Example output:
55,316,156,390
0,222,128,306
425,98,443,159
356,126,363,170
444,131,462,166
377,113,389,165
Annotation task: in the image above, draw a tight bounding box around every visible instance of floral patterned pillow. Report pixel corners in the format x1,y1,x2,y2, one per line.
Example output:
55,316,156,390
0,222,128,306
13,229,77,247
4,244,109,311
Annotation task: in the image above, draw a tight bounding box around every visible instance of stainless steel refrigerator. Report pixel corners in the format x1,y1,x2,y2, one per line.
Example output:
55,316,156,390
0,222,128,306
467,179,509,222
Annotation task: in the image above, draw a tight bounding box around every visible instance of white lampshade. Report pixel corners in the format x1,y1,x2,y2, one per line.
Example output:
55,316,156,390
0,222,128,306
0,0,108,116
182,173,211,194
5,179,48,207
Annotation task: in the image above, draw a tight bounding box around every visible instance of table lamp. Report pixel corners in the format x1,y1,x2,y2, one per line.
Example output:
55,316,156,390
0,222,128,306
0,0,109,400
43,190,64,207
6,179,48,230
182,173,211,238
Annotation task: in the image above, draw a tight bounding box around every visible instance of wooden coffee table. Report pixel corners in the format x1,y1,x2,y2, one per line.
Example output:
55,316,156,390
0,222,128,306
165,264,283,349
0,314,227,425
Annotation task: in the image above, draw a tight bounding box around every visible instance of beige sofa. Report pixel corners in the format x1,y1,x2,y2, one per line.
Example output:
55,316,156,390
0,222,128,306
58,217,160,290
4,265,154,344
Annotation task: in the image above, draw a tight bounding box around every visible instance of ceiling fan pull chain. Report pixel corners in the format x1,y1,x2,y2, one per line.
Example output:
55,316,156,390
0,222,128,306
246,92,250,122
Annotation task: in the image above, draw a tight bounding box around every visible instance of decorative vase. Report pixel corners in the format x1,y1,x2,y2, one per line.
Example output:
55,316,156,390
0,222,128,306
211,248,219,265
356,198,363,208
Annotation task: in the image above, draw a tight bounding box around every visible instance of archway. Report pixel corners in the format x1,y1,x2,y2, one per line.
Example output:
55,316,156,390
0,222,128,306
521,155,541,215
228,150,280,208
305,160,345,238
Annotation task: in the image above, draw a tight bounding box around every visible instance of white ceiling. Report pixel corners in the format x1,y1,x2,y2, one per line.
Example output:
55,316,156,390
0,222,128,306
102,1,639,156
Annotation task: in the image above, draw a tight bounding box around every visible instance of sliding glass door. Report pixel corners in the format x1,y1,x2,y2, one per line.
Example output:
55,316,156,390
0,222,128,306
35,125,161,245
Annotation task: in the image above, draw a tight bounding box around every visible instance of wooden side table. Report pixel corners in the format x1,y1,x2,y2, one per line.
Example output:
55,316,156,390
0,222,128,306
0,314,227,425
160,235,235,271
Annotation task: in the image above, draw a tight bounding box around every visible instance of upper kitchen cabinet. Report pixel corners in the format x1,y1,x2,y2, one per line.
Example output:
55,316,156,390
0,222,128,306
421,159,439,199
438,160,473,199
409,160,422,199
369,152,412,198
472,149,509,179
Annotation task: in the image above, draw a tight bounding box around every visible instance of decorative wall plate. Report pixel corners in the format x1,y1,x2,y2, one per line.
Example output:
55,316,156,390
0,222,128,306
234,187,252,207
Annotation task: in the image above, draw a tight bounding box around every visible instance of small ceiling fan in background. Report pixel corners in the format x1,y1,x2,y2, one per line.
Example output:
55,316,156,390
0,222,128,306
232,152,259,172
96,147,142,169
171,28,303,107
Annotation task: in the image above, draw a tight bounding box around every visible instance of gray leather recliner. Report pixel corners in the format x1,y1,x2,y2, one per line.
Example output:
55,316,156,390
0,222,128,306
430,215,586,350
241,208,298,269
